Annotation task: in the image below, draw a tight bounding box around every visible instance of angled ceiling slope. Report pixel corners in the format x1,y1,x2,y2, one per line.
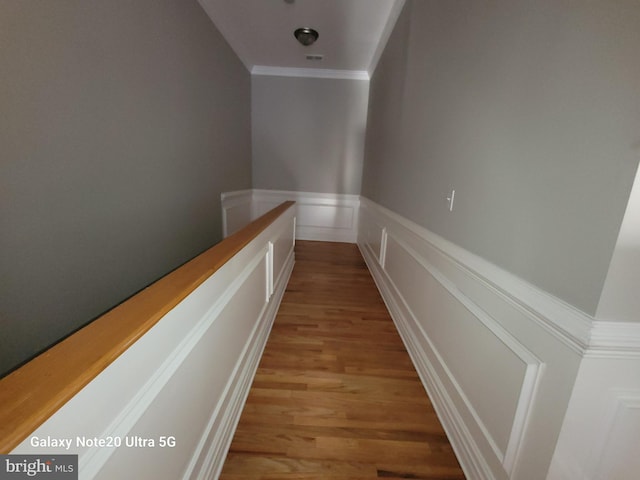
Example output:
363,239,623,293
198,0,406,80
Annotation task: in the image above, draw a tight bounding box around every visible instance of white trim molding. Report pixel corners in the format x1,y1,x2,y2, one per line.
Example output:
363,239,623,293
587,321,640,358
251,65,369,81
360,198,593,353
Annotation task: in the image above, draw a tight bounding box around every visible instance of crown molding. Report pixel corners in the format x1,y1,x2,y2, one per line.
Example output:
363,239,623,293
251,65,369,81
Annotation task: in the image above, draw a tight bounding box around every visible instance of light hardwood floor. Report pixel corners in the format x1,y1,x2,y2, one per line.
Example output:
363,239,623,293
220,241,466,479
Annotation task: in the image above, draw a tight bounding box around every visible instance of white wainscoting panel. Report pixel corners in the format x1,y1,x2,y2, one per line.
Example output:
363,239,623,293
594,391,640,478
221,189,253,238
358,197,584,480
384,233,543,472
253,190,360,243
12,205,296,480
222,189,360,243
548,355,640,480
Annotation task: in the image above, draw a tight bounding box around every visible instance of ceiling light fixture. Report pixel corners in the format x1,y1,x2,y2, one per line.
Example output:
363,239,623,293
294,27,319,46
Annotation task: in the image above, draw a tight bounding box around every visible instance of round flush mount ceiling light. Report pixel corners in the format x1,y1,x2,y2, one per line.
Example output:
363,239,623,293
294,27,319,46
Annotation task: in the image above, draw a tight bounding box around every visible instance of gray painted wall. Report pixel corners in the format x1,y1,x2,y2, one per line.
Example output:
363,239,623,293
0,0,251,376
362,0,640,314
252,75,369,195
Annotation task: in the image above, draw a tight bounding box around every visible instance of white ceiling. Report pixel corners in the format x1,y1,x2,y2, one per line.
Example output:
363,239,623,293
198,0,405,80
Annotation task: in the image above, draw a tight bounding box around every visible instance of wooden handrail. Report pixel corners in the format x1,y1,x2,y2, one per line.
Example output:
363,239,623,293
0,201,295,454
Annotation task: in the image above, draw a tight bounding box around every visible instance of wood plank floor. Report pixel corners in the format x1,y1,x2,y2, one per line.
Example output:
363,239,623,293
220,241,466,480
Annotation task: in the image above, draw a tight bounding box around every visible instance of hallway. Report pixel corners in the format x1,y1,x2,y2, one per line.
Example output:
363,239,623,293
220,241,465,479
